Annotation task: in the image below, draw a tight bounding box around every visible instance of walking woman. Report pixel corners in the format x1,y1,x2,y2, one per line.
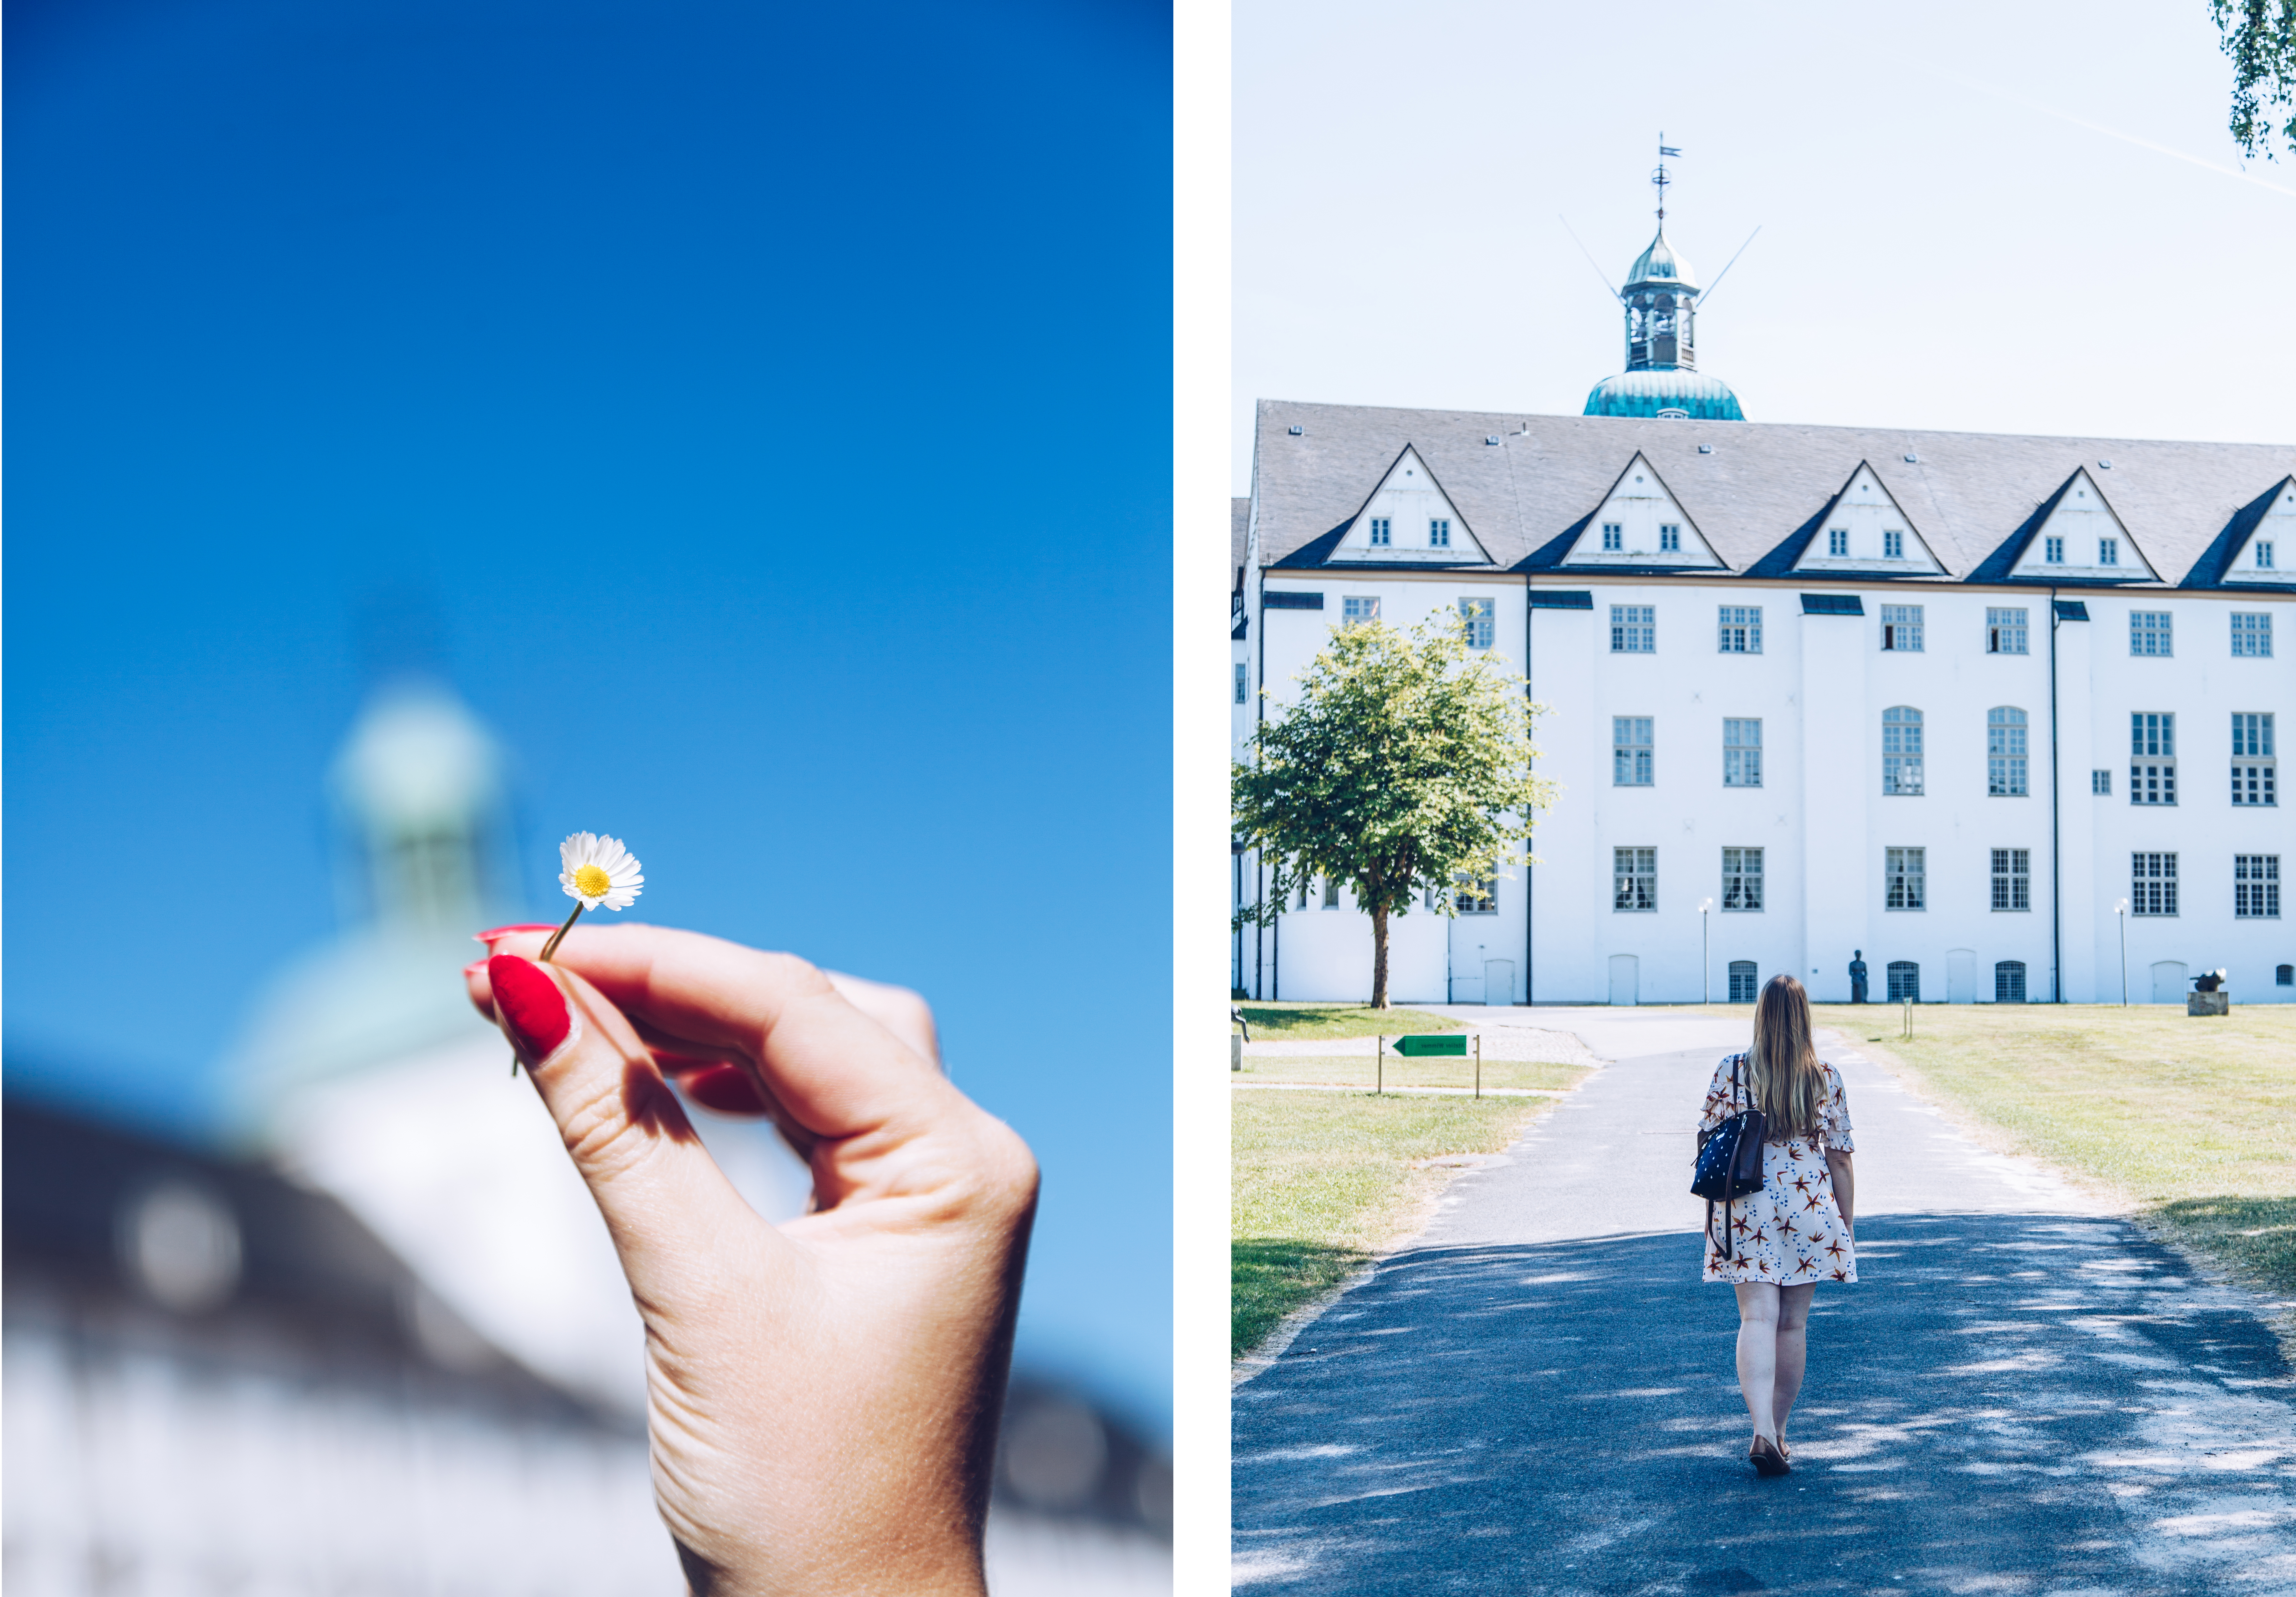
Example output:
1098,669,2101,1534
1696,974,1857,1477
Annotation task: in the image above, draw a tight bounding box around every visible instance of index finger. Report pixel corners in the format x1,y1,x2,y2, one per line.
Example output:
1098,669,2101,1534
482,922,953,1145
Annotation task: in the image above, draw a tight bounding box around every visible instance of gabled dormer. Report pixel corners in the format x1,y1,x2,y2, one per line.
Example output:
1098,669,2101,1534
1327,445,1494,565
1556,453,1726,570
2001,467,2161,583
1788,462,1946,576
2223,477,2296,585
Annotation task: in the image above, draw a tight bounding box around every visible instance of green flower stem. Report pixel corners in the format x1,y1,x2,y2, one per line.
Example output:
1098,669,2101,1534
538,901,585,963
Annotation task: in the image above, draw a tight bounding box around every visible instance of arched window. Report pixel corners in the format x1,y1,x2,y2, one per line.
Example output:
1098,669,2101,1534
1994,961,2027,1003
1886,960,1921,1002
1883,707,1924,794
1987,707,2029,796
1728,961,1758,1003
2279,964,2293,987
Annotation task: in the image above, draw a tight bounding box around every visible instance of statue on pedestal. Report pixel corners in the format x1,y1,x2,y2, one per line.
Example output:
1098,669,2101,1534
1849,950,1869,1005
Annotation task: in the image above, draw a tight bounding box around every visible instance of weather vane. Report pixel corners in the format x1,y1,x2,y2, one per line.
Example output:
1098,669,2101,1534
1652,132,1681,223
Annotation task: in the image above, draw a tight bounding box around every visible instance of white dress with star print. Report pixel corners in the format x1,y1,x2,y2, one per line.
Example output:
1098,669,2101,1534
1696,1054,1858,1286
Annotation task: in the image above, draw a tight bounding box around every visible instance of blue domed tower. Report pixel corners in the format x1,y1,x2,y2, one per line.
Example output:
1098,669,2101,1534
1584,141,1745,421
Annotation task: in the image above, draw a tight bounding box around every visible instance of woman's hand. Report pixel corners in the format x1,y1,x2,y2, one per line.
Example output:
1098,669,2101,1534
464,923,1038,1597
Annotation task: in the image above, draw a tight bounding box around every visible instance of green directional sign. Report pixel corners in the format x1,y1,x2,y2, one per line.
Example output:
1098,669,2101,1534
1390,1033,1468,1058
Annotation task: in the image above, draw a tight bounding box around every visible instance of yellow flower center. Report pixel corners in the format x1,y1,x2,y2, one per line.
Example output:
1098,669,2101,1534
574,864,613,898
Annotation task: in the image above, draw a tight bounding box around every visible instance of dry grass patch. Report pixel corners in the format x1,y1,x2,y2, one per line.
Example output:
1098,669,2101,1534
1231,1083,1587,1360
1235,1053,1585,1095
1231,1003,1463,1042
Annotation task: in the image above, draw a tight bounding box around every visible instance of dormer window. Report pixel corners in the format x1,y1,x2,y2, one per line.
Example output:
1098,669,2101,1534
2259,540,2277,569
1601,523,1623,551
1368,517,1391,547
1884,531,1904,559
2045,537,2064,564
2099,538,2120,566
1829,529,1848,556
1659,524,1681,553
1429,518,1452,548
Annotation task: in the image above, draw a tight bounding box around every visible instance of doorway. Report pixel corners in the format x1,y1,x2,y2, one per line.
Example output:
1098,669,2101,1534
2150,961,2188,1004
1608,954,1638,1007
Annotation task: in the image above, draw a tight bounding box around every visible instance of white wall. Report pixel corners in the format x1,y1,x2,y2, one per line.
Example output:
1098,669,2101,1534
1237,567,2293,1006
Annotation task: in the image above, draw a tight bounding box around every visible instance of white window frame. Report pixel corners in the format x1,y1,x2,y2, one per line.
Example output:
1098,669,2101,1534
2092,769,2112,795
1991,847,2031,911
1828,528,1848,557
1367,517,1390,547
1429,517,1452,548
2235,855,2280,919
1600,523,1623,552
2130,610,2173,657
1884,530,1904,559
1455,872,1496,914
1880,604,1924,651
1234,662,1247,704
2044,535,2064,564
1883,706,1924,795
1323,876,1341,909
2099,538,2120,566
1659,523,1681,553
1885,846,1926,911
1717,606,1762,654
2256,539,2276,570
1459,596,1494,649
2130,712,2176,806
1721,846,1763,911
1613,847,1656,912
1987,706,2029,796
2232,613,2273,657
1986,607,2028,655
1342,596,1380,627
1994,961,2028,1003
1723,718,1762,788
1727,961,1759,1003
1613,717,1655,786
1610,605,1655,653
2131,852,2177,916
2232,708,2277,808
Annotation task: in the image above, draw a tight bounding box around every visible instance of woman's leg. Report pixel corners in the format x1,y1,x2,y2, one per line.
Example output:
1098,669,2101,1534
1732,1283,1781,1442
1772,1283,1817,1446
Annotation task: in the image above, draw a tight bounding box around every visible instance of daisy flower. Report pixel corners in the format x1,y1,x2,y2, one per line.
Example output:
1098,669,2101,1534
559,831,644,911
533,831,644,965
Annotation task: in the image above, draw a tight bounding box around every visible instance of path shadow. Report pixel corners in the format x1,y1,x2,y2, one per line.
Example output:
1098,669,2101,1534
1233,1212,2293,1594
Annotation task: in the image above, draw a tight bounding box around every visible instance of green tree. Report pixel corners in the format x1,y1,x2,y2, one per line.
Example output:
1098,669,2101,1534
2214,0,2296,159
1233,611,1557,1009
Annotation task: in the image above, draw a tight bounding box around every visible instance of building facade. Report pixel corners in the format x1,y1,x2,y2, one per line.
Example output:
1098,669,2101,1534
1232,312,2293,1007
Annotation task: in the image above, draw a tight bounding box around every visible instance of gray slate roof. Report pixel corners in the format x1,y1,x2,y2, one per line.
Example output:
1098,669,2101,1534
1253,400,2296,589
1233,497,1252,589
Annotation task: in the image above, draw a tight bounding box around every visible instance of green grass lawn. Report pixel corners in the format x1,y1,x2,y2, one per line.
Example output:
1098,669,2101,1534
1232,1003,1464,1042
1698,1002,2296,1295
1231,1081,1588,1360
1235,1053,1586,1095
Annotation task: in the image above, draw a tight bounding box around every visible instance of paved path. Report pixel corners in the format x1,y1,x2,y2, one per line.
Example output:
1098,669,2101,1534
1234,1008,2296,1595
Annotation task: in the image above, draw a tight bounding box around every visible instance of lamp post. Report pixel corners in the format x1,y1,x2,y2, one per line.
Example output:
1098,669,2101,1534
2116,898,2129,1006
1699,898,1713,1004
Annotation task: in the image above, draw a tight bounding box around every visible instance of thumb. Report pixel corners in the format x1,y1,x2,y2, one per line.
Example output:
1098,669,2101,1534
487,953,782,1306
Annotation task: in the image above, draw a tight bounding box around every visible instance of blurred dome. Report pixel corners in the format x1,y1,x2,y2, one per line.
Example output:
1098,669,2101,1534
331,685,500,835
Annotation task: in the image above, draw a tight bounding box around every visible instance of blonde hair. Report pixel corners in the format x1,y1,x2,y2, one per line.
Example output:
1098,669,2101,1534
1748,975,1826,1142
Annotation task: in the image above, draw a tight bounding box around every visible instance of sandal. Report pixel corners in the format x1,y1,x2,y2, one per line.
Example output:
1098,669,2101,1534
1749,1434,1791,1477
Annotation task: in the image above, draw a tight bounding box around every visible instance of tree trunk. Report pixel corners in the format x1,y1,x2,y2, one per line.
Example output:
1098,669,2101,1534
1370,903,1390,1008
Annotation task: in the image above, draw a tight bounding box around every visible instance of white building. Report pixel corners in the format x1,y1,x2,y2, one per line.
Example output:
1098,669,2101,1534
1232,229,2292,1009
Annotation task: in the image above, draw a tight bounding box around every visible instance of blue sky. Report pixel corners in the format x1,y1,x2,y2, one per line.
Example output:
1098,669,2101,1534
7,0,1172,1426
1237,0,2296,488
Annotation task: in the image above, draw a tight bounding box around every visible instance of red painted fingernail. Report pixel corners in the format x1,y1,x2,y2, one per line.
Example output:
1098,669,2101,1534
475,924,559,944
489,955,572,1062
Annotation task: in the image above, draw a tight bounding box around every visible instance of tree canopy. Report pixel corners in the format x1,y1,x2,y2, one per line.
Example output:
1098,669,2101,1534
1232,610,1556,1008
2214,0,2296,159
